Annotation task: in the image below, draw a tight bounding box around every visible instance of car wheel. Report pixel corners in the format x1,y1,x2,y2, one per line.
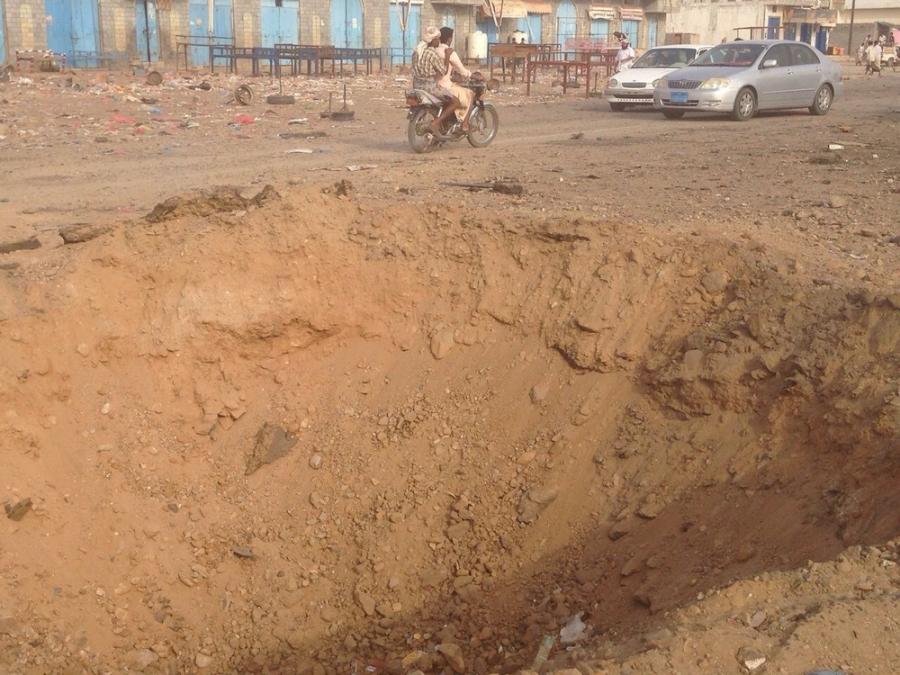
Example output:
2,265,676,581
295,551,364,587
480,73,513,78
809,84,833,116
731,87,757,121
609,102,627,112
662,109,685,119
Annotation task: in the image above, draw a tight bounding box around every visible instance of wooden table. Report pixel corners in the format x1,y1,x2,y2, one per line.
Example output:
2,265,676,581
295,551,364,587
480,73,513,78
489,43,540,84
525,57,594,98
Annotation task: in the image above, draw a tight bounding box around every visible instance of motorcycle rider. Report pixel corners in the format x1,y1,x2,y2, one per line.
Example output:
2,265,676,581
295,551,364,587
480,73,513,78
436,27,474,131
411,26,458,134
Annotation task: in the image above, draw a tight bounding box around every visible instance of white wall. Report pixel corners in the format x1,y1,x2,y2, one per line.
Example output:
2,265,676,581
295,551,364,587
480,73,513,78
665,0,770,44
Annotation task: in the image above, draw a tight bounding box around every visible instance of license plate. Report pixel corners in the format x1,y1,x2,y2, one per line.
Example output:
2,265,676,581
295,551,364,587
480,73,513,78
671,91,689,104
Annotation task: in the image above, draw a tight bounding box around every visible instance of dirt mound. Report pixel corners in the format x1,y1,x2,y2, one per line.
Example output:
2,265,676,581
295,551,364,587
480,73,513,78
0,185,897,675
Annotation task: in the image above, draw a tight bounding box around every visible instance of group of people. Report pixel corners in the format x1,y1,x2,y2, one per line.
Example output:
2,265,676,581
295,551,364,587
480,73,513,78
411,26,476,134
857,33,895,76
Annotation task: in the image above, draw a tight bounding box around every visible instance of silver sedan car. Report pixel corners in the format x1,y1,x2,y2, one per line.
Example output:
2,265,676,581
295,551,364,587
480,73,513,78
654,40,843,121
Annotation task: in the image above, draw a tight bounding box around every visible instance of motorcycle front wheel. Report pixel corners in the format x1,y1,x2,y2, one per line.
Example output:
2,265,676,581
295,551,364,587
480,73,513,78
407,109,437,154
467,104,499,148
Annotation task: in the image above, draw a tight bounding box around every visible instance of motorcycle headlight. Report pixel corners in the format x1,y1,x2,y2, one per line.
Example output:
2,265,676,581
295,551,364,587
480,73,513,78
700,78,731,90
609,78,619,88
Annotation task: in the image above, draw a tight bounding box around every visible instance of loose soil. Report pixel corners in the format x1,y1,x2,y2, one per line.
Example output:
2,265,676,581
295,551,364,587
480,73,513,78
0,64,898,675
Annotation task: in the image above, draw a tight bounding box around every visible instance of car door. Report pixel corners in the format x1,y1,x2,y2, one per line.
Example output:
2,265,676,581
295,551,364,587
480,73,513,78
755,44,793,110
788,44,821,106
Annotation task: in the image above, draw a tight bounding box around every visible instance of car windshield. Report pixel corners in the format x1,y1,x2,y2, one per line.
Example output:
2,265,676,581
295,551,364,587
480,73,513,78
690,44,765,67
631,48,698,68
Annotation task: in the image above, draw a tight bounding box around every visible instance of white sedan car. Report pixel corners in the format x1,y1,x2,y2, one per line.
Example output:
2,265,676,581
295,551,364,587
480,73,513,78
605,45,713,111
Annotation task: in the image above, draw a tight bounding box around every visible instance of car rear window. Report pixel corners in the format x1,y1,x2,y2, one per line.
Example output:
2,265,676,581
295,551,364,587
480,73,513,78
632,48,698,68
789,44,820,65
691,44,765,66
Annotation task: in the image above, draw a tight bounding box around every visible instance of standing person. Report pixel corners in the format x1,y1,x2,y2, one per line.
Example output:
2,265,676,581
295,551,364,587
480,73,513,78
866,40,883,77
435,27,474,130
615,40,635,72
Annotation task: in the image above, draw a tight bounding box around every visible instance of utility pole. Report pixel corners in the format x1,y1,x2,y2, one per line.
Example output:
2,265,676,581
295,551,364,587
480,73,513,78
847,0,857,54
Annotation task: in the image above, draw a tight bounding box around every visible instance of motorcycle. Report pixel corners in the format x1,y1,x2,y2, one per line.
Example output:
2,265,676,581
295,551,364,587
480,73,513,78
405,78,499,153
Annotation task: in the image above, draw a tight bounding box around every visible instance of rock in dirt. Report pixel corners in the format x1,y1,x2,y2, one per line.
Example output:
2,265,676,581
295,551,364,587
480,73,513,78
436,643,465,673
518,485,559,523
59,222,112,244
701,270,729,294
354,587,376,616
146,185,279,223
530,382,550,403
128,649,159,669
232,546,255,559
0,237,41,255
308,453,323,470
737,646,767,672
245,423,298,475
828,195,849,209
5,498,33,521
608,519,632,540
195,653,213,669
430,327,456,359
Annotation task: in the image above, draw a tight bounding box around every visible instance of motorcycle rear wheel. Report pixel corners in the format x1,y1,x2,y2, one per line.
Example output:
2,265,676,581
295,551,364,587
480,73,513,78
408,109,437,154
467,104,499,148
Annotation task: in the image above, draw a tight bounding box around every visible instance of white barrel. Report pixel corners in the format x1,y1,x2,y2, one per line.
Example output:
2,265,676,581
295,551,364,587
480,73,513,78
467,31,488,60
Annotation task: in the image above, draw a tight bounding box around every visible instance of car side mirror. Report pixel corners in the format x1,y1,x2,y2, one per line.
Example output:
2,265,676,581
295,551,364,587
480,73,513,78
761,59,777,69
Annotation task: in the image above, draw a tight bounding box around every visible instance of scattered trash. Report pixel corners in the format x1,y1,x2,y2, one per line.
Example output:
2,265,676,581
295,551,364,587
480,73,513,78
145,71,163,86
530,635,555,671
140,97,159,105
828,143,844,151
266,94,296,105
5,498,33,521
737,646,767,672
346,164,377,171
442,180,524,196
233,114,255,125
232,546,255,559
570,132,584,140
287,118,308,125
188,81,212,91
559,613,588,644
234,84,253,106
110,114,137,125
286,148,315,154
278,131,326,140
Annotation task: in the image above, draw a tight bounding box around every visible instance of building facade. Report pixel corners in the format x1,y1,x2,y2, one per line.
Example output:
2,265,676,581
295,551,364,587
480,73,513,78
661,0,868,51
0,0,668,66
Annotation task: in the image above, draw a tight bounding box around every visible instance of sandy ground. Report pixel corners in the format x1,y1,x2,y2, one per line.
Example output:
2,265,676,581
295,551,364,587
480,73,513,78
0,61,899,675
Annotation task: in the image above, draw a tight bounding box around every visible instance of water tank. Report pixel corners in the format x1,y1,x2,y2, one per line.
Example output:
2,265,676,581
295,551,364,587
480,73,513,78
467,31,488,61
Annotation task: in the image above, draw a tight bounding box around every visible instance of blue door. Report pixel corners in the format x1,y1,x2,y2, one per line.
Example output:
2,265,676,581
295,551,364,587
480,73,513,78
647,15,658,47
189,0,233,66
331,0,363,48
815,27,827,52
556,1,576,48
46,0,100,65
622,19,639,47
800,22,812,44
477,19,498,45
389,3,420,65
135,0,161,62
261,0,299,47
0,2,6,65
784,23,796,41
517,14,541,44
767,16,780,40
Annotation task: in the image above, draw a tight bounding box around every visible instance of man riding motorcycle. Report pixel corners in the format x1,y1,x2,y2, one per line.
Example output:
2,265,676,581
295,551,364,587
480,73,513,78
435,27,474,131
411,27,458,135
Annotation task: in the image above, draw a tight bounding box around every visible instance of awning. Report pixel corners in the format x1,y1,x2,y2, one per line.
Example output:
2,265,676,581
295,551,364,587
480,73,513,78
432,0,481,5
588,5,615,20
522,0,552,13
620,8,644,21
481,1,527,19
